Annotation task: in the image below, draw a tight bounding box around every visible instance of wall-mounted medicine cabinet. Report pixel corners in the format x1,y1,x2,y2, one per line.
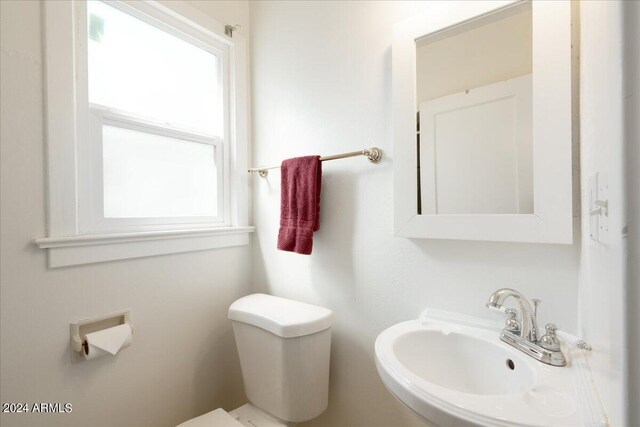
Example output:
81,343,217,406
392,0,573,243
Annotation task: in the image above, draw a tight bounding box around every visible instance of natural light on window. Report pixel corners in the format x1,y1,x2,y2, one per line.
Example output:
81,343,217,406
86,0,224,222
87,1,222,136
102,126,218,218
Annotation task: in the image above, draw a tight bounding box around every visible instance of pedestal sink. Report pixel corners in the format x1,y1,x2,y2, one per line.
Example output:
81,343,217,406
375,313,596,426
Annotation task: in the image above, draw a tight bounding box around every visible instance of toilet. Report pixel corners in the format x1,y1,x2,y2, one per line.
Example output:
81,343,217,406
178,294,334,427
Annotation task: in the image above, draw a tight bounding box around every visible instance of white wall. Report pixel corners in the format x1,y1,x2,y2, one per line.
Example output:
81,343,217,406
250,2,580,426
0,2,251,426
578,1,627,426
186,0,250,42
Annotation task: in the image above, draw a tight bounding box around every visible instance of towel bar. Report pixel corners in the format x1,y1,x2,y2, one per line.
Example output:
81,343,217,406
248,147,382,177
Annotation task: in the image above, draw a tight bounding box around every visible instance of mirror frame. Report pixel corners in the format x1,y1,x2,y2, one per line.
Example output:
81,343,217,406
393,0,572,244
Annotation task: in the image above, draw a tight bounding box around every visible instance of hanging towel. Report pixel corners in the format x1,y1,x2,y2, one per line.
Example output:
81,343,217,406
277,155,322,255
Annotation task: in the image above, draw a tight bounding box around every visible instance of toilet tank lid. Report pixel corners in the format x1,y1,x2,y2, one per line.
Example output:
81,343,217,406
228,294,334,338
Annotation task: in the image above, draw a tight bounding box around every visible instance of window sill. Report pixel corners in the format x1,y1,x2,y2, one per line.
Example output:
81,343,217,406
34,226,255,268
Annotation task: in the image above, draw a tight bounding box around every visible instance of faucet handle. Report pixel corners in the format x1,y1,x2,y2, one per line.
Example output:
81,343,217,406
504,308,521,333
540,323,562,351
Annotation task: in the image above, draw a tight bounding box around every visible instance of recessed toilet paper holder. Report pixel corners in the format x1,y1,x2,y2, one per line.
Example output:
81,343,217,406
70,310,133,363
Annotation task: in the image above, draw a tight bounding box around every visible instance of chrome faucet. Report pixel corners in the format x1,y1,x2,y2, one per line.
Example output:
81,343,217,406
487,288,566,367
487,288,540,342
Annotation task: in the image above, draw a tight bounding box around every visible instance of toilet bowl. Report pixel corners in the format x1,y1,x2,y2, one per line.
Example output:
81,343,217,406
177,294,334,427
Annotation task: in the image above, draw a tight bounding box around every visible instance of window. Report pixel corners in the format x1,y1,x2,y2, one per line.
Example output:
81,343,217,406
83,0,228,231
87,1,223,136
37,1,252,267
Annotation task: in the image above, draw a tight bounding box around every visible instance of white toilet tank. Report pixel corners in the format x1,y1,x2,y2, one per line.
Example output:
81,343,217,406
228,294,334,423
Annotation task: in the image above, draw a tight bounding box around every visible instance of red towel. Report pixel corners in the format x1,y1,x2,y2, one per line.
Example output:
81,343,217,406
277,156,322,255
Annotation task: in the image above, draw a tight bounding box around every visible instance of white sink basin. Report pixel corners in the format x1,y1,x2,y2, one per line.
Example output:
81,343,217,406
394,329,536,396
375,316,586,426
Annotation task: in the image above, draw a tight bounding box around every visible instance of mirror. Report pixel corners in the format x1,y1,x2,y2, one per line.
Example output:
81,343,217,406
393,1,573,243
416,3,532,215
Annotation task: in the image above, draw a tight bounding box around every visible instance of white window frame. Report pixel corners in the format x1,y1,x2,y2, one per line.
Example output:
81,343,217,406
36,0,253,267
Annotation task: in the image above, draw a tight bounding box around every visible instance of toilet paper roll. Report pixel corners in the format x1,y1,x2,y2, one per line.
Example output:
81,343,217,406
83,324,132,361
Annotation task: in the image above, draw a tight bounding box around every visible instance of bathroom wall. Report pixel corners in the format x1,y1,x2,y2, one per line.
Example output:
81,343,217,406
578,1,630,425
250,2,580,426
0,2,250,427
